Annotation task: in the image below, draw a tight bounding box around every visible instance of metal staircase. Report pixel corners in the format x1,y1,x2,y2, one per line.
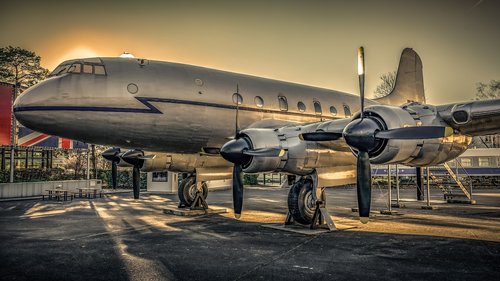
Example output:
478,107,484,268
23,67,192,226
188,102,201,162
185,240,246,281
428,172,451,195
429,160,473,203
442,162,471,200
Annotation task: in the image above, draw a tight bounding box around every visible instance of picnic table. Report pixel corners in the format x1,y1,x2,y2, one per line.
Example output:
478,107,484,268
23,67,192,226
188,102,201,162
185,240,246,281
76,187,102,199
43,189,72,201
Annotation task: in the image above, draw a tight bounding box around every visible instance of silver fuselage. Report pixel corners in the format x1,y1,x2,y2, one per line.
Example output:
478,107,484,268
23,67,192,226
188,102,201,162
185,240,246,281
14,58,371,153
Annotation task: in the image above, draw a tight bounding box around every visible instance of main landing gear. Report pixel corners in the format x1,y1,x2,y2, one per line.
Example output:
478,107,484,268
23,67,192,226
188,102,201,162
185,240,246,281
178,175,209,210
286,177,336,231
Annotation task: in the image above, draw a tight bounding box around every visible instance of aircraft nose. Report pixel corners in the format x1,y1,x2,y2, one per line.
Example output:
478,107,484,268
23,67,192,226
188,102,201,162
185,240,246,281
13,79,57,131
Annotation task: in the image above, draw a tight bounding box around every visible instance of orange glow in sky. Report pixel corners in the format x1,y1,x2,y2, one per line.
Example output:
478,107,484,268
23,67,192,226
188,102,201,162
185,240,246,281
55,47,99,66
0,0,499,104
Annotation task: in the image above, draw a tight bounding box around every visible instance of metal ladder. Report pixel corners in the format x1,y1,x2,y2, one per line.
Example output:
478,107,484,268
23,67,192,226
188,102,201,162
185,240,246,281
442,161,472,200
428,172,451,195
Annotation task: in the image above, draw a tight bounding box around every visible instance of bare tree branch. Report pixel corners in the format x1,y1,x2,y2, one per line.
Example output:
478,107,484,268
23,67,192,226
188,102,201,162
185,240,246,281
475,80,500,100
374,71,396,98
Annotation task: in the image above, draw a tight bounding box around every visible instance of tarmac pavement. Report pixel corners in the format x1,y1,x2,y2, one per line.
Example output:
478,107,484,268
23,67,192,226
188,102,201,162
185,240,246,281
0,186,499,281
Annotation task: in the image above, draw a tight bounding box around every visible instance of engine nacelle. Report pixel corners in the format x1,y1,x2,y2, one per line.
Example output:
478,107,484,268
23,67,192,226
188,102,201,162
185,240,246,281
362,104,472,166
239,126,355,175
140,152,230,173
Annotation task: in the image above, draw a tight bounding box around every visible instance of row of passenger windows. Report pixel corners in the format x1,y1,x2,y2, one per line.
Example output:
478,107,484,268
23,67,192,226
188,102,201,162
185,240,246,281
49,63,106,77
459,157,500,167
232,93,352,117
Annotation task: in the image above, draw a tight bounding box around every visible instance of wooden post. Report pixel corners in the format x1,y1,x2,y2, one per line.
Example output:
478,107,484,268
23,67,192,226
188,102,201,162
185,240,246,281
24,148,28,169
395,164,400,205
426,167,431,207
388,165,392,212
41,150,45,169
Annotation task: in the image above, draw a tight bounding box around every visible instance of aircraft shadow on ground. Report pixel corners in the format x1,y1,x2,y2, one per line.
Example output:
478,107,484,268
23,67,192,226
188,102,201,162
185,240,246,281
0,192,499,281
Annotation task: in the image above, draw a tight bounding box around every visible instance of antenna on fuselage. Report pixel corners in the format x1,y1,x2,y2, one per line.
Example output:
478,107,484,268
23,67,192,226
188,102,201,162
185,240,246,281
119,52,135,58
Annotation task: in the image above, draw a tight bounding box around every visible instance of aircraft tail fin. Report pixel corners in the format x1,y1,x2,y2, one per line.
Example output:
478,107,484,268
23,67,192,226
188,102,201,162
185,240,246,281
374,48,426,105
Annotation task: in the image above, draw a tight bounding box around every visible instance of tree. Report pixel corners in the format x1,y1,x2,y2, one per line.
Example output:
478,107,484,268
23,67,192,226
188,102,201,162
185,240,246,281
374,71,396,98
475,80,500,100
1,46,49,182
0,46,49,88
474,80,500,148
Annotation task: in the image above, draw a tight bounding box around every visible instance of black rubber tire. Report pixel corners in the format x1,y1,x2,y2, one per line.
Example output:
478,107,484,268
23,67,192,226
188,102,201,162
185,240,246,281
287,179,315,225
177,177,190,205
178,177,208,206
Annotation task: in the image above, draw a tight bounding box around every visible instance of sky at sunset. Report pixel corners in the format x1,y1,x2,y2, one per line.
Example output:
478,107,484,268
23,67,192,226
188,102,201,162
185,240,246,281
1,0,499,104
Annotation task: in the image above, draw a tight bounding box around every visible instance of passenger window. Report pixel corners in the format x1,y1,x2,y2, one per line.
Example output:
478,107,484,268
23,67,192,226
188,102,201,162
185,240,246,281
94,65,106,75
313,101,322,115
329,106,337,116
343,105,352,117
478,157,490,167
255,96,264,108
297,101,306,112
278,96,288,111
460,158,471,167
68,64,81,73
232,93,243,105
83,64,93,74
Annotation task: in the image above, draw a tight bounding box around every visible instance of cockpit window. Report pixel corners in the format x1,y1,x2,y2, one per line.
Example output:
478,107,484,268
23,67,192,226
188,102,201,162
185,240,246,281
68,63,81,73
50,65,71,76
83,64,93,74
49,59,106,77
94,65,105,75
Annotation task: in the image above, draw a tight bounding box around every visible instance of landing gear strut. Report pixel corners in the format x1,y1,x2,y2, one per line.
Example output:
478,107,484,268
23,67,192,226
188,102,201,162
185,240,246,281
286,177,336,231
178,175,208,209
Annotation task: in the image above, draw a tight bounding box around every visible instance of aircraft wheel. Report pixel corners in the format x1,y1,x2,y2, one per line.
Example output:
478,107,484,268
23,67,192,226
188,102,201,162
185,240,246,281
177,177,191,205
178,176,208,206
287,179,316,225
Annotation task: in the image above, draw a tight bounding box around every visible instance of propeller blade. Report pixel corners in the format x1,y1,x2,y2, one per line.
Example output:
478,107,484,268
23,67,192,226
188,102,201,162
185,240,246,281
235,84,241,137
242,147,284,157
356,150,371,224
358,46,365,119
375,126,453,140
300,131,343,141
132,165,140,199
111,161,117,189
232,164,244,218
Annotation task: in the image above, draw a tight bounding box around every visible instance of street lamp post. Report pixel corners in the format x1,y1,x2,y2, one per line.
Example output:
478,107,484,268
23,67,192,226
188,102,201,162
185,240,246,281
9,68,19,183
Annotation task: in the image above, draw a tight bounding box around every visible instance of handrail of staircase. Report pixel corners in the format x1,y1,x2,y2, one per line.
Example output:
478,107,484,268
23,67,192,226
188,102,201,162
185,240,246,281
453,159,473,199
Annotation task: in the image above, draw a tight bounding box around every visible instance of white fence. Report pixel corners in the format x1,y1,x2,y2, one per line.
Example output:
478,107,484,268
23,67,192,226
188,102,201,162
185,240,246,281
0,180,102,199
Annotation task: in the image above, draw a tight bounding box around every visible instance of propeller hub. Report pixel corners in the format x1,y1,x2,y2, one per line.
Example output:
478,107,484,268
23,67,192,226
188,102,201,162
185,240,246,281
220,138,252,165
102,147,121,162
121,149,145,167
343,118,382,152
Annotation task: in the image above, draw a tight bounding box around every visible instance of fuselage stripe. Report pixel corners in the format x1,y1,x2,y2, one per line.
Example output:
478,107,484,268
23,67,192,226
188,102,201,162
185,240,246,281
14,96,341,119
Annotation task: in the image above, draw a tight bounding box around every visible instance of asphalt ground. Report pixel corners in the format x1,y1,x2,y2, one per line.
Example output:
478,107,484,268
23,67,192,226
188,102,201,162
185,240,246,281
0,186,499,281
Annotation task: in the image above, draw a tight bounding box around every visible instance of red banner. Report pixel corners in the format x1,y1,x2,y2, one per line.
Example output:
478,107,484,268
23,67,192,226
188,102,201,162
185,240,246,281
0,82,13,146
0,83,87,149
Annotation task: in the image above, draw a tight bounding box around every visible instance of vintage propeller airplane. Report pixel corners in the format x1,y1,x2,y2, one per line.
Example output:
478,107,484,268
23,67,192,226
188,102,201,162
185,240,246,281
13,47,500,225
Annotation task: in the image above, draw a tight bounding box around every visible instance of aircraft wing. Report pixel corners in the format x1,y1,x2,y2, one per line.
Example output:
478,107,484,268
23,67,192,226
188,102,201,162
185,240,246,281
245,118,306,129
